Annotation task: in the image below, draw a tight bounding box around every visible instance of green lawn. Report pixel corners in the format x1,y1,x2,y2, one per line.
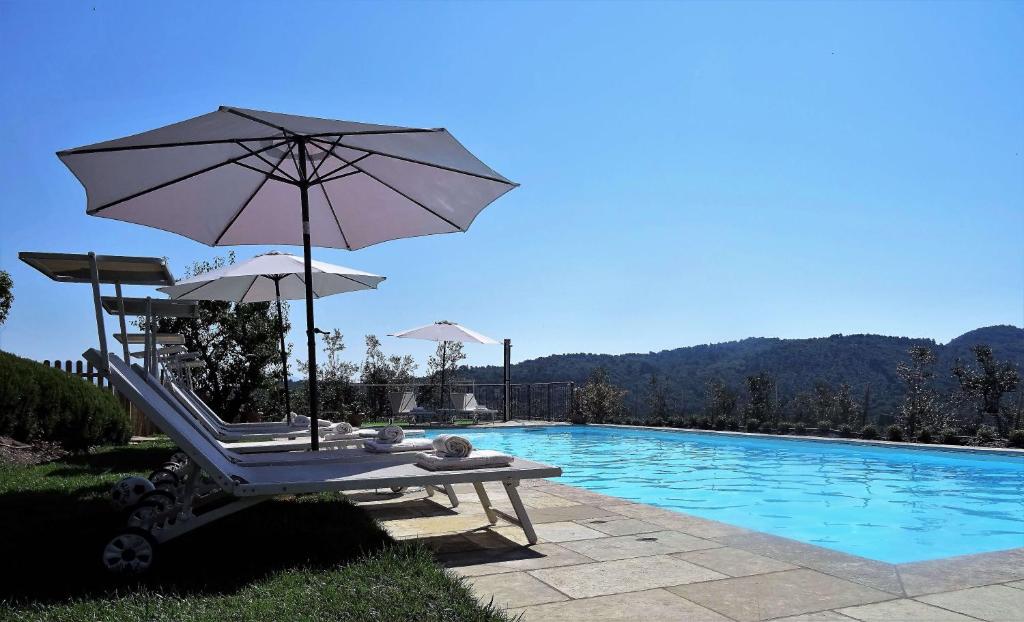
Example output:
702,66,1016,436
0,443,510,621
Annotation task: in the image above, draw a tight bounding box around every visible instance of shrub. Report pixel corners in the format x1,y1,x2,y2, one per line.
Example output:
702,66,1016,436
697,417,712,430
860,425,879,440
816,420,832,436
745,419,760,432
777,422,792,435
838,423,853,438
726,420,740,431
759,421,774,434
975,425,996,444
1009,430,1024,449
886,425,904,442
0,351,130,451
712,418,726,431
794,422,807,435
917,427,934,444
940,428,960,445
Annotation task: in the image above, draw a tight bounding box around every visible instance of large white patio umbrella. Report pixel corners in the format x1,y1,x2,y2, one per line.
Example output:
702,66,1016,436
390,321,498,410
158,251,385,422
57,106,516,449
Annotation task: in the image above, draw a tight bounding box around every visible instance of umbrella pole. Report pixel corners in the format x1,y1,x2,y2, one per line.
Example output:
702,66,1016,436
298,140,320,450
273,277,292,424
439,341,447,412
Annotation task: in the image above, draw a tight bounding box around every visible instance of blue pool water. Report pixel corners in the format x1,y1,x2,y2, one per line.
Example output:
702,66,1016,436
426,425,1024,563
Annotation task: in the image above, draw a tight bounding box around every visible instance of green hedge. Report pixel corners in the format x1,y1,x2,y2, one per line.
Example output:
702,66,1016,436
0,351,130,451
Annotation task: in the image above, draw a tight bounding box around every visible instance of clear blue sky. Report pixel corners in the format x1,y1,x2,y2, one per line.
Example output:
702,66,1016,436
1,1,1021,374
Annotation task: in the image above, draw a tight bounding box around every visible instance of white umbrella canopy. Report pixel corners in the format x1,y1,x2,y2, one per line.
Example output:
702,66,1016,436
391,321,498,410
158,251,385,422
57,106,516,449
390,320,497,344
157,251,385,303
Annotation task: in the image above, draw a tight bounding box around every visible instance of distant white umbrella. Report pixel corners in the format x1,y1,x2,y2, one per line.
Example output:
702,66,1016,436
57,106,516,449
390,321,497,409
159,251,385,421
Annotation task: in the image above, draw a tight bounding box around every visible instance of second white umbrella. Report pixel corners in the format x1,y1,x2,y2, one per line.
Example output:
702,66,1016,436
160,251,385,420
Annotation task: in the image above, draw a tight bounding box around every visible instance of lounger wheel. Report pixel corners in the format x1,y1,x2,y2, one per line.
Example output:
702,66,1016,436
102,527,157,574
390,486,407,493
149,467,180,493
126,490,177,528
169,451,189,466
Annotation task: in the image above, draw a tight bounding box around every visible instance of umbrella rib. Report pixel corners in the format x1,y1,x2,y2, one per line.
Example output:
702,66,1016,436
233,160,296,185
309,137,517,186
311,153,371,186
294,271,322,299
312,142,462,231
239,275,260,303
317,169,362,185
310,134,345,179
316,182,352,250
88,139,290,215
166,279,211,301
213,145,293,245
235,141,299,183
221,106,295,136
58,136,285,156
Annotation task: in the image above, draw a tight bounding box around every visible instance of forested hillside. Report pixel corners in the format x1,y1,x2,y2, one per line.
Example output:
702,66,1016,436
462,325,1024,418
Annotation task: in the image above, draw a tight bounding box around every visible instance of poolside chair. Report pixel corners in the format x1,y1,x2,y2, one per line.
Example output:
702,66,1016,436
92,349,560,574
450,392,500,422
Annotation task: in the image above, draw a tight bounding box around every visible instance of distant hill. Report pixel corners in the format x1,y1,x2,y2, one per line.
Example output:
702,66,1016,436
462,325,1024,418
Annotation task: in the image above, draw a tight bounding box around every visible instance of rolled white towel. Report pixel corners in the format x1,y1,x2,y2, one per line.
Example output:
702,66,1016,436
416,449,513,471
329,421,354,435
431,434,473,458
376,425,405,444
288,414,333,428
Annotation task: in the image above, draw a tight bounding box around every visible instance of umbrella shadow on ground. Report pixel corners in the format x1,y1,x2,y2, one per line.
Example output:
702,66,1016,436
45,445,176,478
0,490,391,605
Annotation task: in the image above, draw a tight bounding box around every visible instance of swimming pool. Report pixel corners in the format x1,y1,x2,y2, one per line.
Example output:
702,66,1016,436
426,425,1024,563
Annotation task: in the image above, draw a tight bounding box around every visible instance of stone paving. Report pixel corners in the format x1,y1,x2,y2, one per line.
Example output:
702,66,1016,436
355,480,1024,621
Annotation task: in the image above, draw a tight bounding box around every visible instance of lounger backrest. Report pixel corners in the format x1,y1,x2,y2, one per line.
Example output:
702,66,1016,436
464,394,480,410
146,374,248,463
84,349,242,491
165,381,231,436
173,383,232,428
389,391,416,414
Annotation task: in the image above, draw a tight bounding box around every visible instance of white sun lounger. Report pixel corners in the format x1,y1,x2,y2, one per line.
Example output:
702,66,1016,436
92,349,559,573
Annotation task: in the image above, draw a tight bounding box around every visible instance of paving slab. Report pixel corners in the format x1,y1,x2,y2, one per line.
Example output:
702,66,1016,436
380,514,492,538
675,547,799,577
898,549,1024,596
467,571,569,609
575,517,665,536
717,532,904,595
530,554,726,599
524,504,626,523
1006,580,1024,590
534,521,608,542
837,598,978,621
916,585,1024,622
509,588,734,621
668,569,893,622
562,530,720,561
770,614,856,622
442,543,596,577
768,612,858,622
606,504,751,538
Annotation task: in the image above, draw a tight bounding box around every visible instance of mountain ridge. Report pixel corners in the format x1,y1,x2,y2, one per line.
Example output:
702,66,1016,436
462,325,1024,417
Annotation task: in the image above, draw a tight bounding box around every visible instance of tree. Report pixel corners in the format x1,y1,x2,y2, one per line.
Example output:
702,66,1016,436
645,374,669,423
0,270,12,328
574,367,626,424
424,340,466,408
953,345,1020,436
829,383,861,427
360,334,418,417
297,329,359,418
896,346,939,437
860,385,872,427
812,382,835,424
745,372,777,426
154,254,288,422
706,379,738,425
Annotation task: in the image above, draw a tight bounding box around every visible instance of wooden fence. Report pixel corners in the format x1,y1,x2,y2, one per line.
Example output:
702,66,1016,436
42,358,156,437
